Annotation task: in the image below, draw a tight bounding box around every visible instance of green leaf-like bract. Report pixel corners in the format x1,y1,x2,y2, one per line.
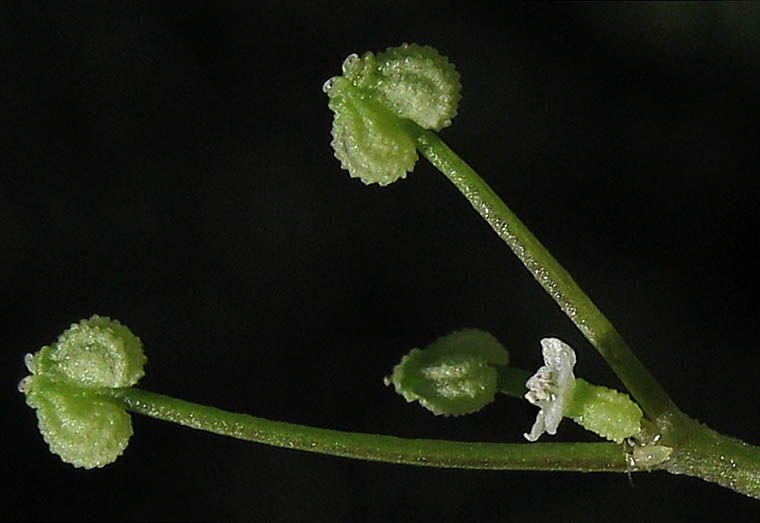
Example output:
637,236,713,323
323,43,461,186
386,329,509,416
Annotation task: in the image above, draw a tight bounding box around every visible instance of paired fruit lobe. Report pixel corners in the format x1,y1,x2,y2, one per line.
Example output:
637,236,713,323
20,315,145,468
324,44,462,185
385,329,509,416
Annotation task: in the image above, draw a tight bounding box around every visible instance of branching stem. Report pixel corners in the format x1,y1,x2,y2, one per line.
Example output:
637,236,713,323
404,122,679,422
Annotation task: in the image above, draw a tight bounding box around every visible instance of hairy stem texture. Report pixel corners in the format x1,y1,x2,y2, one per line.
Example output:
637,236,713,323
102,387,628,472
409,124,678,422
661,413,760,499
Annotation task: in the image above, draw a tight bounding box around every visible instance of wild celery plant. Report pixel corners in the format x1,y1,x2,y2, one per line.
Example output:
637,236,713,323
18,44,760,499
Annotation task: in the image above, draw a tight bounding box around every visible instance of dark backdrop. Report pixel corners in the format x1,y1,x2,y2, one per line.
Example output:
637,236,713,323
3,2,760,521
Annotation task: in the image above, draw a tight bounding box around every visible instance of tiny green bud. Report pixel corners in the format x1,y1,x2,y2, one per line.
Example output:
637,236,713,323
20,315,145,468
385,329,509,416
324,43,461,186
631,442,673,469
566,379,643,444
29,315,146,388
625,419,672,469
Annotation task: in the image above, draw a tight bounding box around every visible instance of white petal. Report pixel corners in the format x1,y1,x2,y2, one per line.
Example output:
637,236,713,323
524,410,547,442
523,338,577,441
541,337,576,371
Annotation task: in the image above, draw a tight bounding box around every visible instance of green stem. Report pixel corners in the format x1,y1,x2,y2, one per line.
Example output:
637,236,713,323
406,123,678,422
662,413,760,499
100,387,628,472
400,124,760,499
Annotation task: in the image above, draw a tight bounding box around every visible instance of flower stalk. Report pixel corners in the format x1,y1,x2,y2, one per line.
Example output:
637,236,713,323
101,385,630,472
409,124,679,423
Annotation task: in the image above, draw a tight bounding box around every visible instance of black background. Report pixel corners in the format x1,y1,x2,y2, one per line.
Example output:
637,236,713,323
3,2,760,521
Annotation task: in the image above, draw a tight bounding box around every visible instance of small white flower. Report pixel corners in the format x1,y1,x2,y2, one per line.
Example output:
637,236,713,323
523,337,577,442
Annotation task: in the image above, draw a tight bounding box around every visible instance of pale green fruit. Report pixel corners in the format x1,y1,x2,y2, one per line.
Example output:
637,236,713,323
21,376,132,469
385,329,509,416
28,315,146,389
20,315,145,469
324,44,462,185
